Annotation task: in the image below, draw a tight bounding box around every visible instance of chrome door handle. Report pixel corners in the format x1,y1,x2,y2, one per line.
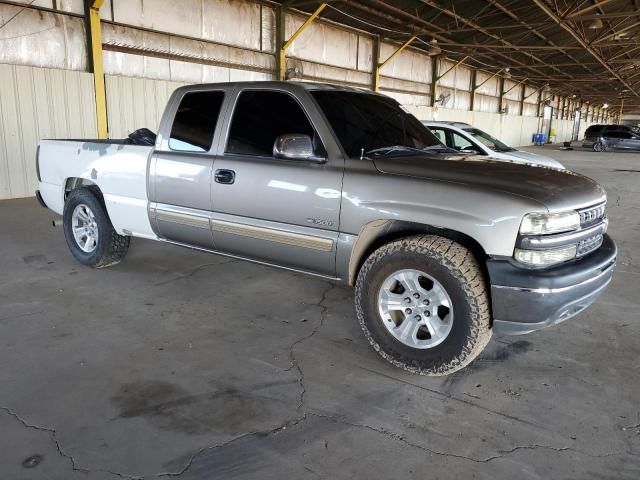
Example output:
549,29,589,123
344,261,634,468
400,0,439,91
214,169,235,185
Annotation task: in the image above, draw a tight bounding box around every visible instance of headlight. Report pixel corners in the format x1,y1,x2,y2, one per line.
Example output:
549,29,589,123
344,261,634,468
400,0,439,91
514,244,577,267
519,211,580,235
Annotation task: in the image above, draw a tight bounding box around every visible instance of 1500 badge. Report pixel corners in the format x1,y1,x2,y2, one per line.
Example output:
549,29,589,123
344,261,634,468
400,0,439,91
306,217,334,227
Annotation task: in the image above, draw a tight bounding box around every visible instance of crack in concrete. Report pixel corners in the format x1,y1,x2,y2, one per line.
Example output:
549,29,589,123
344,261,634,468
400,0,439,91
307,412,625,464
1,406,140,479
156,415,309,478
286,282,336,410
153,259,238,287
157,281,336,477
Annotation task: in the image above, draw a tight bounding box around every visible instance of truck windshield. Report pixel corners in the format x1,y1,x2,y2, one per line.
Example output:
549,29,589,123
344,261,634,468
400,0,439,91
462,127,515,153
311,91,441,158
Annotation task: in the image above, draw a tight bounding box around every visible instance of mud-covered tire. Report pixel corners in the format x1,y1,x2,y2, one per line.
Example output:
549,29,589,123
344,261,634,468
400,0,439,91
63,188,130,268
355,235,491,375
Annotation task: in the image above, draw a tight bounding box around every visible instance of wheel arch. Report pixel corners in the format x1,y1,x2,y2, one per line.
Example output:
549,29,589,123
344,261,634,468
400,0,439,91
64,177,101,201
347,219,490,286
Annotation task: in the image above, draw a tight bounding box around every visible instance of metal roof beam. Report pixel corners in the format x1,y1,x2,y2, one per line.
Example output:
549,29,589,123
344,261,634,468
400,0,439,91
417,0,572,79
484,0,595,75
564,0,616,18
532,0,640,98
435,42,583,50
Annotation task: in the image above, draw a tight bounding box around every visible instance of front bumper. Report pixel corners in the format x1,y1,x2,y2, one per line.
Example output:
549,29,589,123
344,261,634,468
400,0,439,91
488,234,616,335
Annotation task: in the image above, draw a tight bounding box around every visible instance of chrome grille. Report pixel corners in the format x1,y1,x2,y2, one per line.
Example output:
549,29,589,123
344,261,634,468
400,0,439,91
578,203,606,226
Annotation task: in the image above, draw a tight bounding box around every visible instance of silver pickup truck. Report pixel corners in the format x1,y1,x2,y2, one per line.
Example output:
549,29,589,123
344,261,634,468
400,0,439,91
36,81,616,375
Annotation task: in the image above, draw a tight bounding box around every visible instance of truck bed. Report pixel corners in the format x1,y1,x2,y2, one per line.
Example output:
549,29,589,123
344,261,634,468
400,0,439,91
38,139,157,239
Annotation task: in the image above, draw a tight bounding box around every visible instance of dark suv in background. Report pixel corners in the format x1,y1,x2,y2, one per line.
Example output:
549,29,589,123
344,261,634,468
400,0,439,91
583,124,640,152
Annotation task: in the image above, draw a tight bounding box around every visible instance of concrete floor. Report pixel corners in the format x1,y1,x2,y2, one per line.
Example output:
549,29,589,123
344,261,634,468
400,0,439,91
1,145,639,479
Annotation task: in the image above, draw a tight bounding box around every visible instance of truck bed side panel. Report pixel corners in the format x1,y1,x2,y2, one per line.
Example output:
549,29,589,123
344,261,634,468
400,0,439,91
38,140,157,239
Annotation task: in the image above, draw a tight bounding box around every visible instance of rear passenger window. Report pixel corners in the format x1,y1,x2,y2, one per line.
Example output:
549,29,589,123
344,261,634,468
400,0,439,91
226,90,316,157
169,91,224,152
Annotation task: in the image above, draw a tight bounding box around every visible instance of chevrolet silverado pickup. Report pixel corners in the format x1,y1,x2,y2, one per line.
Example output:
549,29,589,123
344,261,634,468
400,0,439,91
36,82,616,375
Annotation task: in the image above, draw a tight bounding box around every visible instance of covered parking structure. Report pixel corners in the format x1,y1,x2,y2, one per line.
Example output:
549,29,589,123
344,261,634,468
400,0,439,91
3,0,640,199
0,1,639,479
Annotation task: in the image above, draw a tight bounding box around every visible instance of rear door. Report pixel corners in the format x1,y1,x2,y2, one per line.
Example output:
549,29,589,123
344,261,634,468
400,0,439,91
209,88,343,276
149,88,228,249
603,127,624,149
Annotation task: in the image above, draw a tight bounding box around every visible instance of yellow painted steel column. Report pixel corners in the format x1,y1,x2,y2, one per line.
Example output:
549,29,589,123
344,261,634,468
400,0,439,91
89,0,108,139
279,3,326,81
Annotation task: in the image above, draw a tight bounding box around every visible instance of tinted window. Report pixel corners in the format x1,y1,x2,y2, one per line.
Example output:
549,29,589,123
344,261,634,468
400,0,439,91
169,91,224,152
226,90,316,156
585,125,603,136
608,130,632,139
311,91,440,158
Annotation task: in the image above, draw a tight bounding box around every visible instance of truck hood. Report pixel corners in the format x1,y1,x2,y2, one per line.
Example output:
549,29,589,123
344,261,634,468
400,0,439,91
372,154,606,210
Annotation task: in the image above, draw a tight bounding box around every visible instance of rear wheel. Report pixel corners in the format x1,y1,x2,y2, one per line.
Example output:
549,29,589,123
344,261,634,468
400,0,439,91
63,188,130,268
355,235,491,375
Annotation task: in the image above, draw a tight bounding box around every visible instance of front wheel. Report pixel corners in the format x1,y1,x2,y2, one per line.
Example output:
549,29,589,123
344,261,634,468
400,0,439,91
355,235,491,375
63,188,130,268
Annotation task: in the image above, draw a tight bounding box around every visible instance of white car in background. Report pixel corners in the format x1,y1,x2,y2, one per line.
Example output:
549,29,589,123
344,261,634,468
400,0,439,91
422,121,565,169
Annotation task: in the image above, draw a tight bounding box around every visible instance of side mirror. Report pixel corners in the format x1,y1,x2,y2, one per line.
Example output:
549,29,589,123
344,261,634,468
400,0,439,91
460,145,482,154
273,134,326,163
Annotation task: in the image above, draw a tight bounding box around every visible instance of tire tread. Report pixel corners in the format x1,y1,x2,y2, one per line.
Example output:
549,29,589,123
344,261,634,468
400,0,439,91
355,234,491,375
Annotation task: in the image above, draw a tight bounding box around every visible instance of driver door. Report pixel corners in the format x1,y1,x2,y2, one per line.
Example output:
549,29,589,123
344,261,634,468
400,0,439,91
209,88,343,276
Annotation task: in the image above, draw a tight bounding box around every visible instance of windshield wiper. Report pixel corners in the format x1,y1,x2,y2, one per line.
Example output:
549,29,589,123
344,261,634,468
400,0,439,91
364,145,426,156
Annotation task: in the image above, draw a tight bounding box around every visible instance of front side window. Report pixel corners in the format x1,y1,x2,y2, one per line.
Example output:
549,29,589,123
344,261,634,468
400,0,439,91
226,90,316,157
451,132,474,150
429,127,447,144
169,91,225,152
311,90,440,158
462,127,514,153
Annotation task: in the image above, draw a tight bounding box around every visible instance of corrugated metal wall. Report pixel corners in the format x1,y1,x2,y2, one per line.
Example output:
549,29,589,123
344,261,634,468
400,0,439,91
105,75,186,139
0,63,96,200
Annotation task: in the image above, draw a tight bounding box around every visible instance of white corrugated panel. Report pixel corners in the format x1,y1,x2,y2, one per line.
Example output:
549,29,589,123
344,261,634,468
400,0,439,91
475,94,500,113
503,80,522,101
504,99,520,115
300,61,369,87
380,42,431,83
105,75,187,139
0,5,87,71
286,13,359,70
0,64,96,199
475,71,499,96
522,102,538,116
437,60,471,91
